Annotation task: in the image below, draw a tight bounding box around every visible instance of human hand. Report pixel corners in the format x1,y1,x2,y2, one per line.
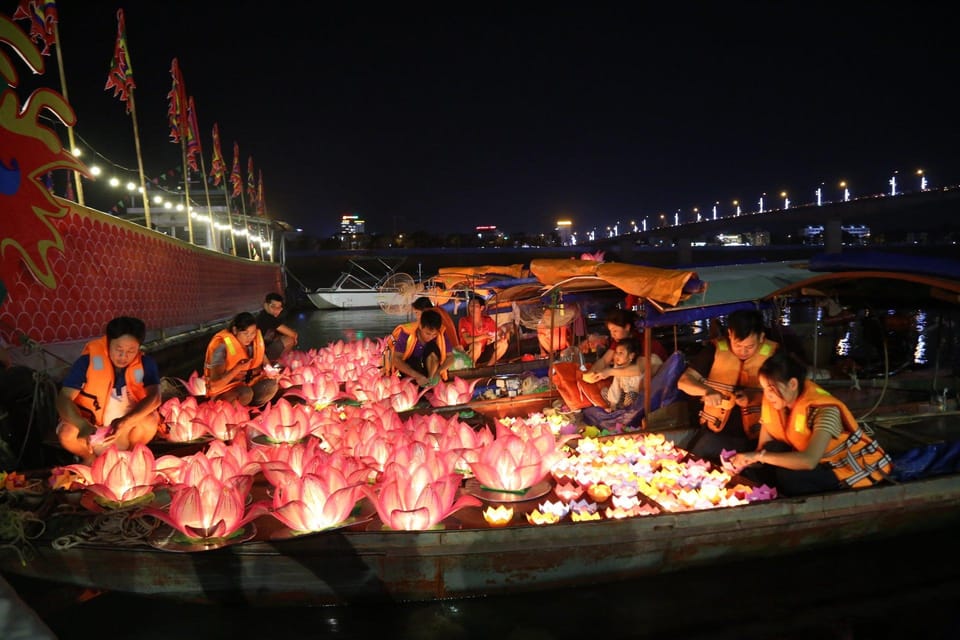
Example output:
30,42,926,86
702,389,724,407
76,420,96,440
733,388,749,408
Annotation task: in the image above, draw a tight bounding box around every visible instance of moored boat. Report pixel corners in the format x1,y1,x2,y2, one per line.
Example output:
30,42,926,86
306,257,411,310
2,254,959,606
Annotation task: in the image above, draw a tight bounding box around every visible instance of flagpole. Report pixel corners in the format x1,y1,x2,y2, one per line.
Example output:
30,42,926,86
51,21,84,205
222,181,237,255
238,187,253,258
196,152,216,250
180,138,194,244
126,89,151,229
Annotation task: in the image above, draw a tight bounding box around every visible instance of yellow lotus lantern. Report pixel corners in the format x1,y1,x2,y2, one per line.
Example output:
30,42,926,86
482,505,514,527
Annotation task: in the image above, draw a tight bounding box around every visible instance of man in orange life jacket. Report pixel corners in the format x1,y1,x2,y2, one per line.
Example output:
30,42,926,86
56,316,161,464
204,312,279,406
678,309,779,462
388,309,454,387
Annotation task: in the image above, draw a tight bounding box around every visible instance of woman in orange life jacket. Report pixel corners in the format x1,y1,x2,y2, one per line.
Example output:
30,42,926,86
56,316,161,465
730,351,893,496
204,312,279,407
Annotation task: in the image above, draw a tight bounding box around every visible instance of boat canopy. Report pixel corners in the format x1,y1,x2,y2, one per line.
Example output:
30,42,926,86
433,264,528,290
529,259,699,307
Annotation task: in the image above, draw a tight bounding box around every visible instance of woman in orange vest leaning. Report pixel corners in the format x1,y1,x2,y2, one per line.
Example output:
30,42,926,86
204,312,279,407
730,351,893,496
56,316,161,464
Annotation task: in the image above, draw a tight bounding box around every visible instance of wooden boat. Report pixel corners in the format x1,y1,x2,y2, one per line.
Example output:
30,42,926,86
306,257,412,310
3,254,959,605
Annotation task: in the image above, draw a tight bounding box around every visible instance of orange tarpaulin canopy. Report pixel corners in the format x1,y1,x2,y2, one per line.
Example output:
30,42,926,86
529,259,697,307
433,264,527,289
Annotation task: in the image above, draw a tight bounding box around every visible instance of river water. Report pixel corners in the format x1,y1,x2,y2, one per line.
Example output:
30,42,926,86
11,307,960,639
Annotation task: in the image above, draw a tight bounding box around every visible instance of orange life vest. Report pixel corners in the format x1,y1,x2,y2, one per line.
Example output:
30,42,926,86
74,336,148,425
761,381,892,488
204,328,265,395
700,337,778,437
383,322,449,381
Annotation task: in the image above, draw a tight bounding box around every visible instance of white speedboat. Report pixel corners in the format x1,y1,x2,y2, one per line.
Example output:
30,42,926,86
307,257,413,310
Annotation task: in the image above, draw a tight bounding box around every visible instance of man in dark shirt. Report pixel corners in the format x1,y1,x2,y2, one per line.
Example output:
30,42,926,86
255,293,298,364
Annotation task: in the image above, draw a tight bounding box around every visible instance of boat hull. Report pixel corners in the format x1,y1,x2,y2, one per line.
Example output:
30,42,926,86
5,473,959,605
1,198,281,371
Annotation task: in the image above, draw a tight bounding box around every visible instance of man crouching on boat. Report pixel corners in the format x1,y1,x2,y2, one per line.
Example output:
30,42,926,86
204,312,279,407
386,309,454,386
56,316,161,465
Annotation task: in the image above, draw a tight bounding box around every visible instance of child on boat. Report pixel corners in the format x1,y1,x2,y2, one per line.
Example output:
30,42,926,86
581,338,646,431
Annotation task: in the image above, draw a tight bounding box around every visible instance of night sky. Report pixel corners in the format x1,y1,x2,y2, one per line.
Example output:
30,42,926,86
8,1,959,237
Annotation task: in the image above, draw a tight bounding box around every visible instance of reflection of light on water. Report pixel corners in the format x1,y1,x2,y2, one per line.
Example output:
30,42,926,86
837,325,852,357
779,304,792,327
914,310,927,365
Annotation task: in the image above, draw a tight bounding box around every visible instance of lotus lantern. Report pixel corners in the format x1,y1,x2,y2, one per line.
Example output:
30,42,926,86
65,444,163,507
481,505,514,527
143,475,268,540
271,470,363,533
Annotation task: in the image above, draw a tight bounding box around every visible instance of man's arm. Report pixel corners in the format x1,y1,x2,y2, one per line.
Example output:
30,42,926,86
391,351,428,385
56,386,96,437
277,323,298,344
111,384,161,435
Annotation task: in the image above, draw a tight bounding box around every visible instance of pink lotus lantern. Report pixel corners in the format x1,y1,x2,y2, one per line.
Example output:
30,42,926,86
193,399,250,442
143,475,268,541
175,371,207,397
65,444,163,507
159,397,208,442
363,464,481,531
286,371,342,409
427,377,480,407
468,423,569,492
246,398,322,443
271,470,363,533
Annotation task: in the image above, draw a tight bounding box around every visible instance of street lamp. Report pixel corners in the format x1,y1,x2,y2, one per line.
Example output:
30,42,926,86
816,183,823,206
712,201,718,220
733,199,740,216
889,171,898,196
659,213,665,228
781,191,790,209
693,207,700,222
917,168,927,191
758,193,765,214
839,181,850,202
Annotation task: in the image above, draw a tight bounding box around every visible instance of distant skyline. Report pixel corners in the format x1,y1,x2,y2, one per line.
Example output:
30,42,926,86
10,2,959,237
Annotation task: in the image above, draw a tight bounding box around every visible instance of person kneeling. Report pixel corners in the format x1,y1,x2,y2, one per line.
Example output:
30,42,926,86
388,309,454,386
56,316,161,465
204,312,279,407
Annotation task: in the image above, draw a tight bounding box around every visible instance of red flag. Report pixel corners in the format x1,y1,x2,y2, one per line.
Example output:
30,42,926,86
185,96,201,172
13,0,57,56
104,9,135,113
256,170,265,216
246,156,255,203
229,142,242,198
210,123,225,186
166,58,188,144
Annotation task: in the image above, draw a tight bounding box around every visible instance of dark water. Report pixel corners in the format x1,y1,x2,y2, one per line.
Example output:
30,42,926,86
9,308,960,639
